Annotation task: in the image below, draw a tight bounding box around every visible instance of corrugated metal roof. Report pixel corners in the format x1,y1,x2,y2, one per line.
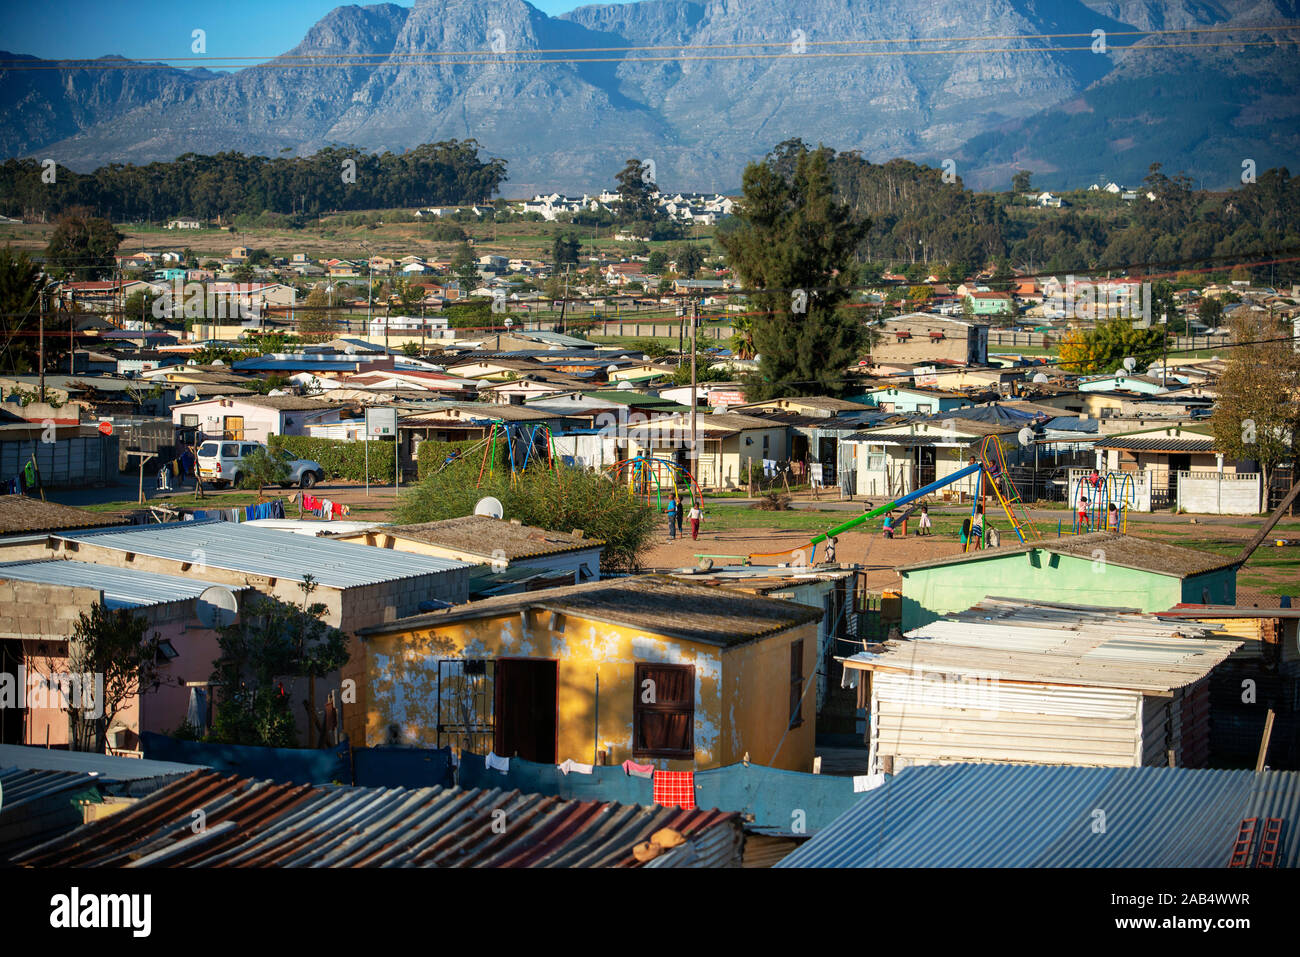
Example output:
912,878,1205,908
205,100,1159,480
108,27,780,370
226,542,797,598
54,521,472,589
0,744,205,781
0,767,97,812
896,531,1239,577
775,764,1300,867
13,770,740,868
1095,435,1217,452
0,559,243,609
841,598,1242,693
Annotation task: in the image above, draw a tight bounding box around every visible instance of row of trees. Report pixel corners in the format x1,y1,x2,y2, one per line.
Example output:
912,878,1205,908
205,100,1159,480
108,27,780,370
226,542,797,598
0,140,508,223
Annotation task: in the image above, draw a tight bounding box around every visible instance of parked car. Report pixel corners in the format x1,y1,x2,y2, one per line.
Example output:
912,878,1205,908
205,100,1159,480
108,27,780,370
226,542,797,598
196,440,324,489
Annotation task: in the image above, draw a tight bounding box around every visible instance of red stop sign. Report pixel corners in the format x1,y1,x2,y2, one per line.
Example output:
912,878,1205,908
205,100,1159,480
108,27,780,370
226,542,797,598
98,421,113,436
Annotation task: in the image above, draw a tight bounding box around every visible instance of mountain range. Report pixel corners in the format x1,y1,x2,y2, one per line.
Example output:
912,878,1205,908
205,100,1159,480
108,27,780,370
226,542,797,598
1,0,1297,194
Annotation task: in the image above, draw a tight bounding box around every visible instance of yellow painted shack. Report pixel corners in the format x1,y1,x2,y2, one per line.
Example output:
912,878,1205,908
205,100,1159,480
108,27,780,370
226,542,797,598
349,575,821,772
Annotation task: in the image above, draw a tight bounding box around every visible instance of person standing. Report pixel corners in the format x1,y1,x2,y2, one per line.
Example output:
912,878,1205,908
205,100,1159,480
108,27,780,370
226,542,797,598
676,491,685,537
918,503,932,536
688,503,702,540
178,446,194,488
666,495,678,540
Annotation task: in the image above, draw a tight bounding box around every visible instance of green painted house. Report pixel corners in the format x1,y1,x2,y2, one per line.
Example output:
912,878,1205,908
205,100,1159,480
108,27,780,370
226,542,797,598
896,531,1238,631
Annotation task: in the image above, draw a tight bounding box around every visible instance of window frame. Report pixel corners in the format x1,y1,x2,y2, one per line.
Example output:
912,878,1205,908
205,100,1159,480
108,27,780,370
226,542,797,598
632,662,695,760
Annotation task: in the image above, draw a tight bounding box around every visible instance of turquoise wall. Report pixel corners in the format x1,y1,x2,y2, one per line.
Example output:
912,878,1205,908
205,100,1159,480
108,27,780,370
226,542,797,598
900,550,1235,631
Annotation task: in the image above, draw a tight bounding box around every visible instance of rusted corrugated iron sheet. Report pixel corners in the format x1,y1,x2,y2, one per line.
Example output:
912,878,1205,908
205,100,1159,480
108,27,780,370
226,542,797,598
13,771,740,868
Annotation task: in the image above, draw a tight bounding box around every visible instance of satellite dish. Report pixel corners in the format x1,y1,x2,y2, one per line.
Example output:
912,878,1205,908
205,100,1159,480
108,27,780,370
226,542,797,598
211,358,225,367
178,385,198,401
1122,356,1137,372
196,586,239,629
616,381,633,391
267,388,288,396
607,364,620,374
753,354,763,363
474,496,504,519
1018,427,1035,447
503,317,514,328
1032,372,1049,383
186,359,198,366
345,345,358,355
714,404,729,414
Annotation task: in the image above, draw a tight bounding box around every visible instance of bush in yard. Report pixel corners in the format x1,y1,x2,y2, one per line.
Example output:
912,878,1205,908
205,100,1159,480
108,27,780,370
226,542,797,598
237,447,291,491
270,435,396,483
396,459,657,572
416,437,506,479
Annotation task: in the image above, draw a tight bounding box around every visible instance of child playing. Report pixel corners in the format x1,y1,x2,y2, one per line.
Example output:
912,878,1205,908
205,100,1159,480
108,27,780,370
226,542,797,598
918,503,932,536
882,512,894,539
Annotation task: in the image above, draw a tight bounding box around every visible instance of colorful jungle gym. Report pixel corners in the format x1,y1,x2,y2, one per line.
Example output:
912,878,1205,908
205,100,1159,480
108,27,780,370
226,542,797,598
1065,470,1134,534
424,420,559,487
606,455,703,510
748,436,1043,565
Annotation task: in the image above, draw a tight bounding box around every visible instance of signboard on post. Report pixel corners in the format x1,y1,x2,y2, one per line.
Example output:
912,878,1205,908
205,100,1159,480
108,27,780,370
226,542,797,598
365,407,398,438
363,407,400,496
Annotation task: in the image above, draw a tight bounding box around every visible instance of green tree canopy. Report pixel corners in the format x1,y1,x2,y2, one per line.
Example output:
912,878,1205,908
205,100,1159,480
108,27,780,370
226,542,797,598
1209,312,1300,493
718,143,871,398
209,577,348,747
614,158,659,223
398,461,658,572
44,209,124,280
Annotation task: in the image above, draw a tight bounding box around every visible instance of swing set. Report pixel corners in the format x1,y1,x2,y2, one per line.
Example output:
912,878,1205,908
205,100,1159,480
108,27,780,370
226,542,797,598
1066,470,1134,535
605,455,703,511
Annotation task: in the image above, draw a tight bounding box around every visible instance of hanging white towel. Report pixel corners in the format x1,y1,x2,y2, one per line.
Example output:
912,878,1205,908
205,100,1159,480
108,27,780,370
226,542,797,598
841,667,860,690
853,773,885,793
485,751,510,773
558,759,594,776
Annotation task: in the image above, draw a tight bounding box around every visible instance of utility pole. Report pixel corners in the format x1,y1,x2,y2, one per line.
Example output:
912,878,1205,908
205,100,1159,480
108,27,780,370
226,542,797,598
558,264,571,334
690,298,698,478
38,286,45,403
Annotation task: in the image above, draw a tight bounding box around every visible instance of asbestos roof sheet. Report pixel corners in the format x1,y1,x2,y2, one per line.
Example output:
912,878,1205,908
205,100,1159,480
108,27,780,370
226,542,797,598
54,521,472,589
12,770,741,868
372,517,603,560
0,496,126,536
775,763,1300,868
361,574,822,647
841,598,1242,693
895,531,1239,578
0,558,247,609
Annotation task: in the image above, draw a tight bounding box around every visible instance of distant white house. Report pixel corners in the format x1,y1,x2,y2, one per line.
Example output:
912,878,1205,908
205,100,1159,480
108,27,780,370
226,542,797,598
166,219,201,230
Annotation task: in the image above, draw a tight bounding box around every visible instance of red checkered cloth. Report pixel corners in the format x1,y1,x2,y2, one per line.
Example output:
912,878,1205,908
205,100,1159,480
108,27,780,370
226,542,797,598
653,770,696,810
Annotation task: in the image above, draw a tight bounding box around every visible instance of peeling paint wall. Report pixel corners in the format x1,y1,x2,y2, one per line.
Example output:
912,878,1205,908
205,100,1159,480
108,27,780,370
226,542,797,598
356,609,814,772
721,622,818,772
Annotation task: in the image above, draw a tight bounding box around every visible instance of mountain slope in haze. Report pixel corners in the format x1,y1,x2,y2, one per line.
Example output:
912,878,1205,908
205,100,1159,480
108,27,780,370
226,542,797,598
5,0,1298,193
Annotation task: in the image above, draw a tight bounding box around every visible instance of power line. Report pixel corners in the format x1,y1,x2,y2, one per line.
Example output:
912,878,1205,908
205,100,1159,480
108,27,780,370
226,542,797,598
3,32,1296,72
4,22,1296,69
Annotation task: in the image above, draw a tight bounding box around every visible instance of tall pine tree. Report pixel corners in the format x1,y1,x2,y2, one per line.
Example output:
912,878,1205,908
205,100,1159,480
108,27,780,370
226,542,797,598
719,145,870,399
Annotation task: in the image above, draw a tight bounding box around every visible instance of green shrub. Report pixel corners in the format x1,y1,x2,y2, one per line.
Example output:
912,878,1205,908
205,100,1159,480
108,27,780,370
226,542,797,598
396,460,657,572
269,434,396,483
416,437,505,479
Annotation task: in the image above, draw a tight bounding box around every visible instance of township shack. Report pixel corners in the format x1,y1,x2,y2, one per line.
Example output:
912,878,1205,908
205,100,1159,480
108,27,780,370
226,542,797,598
0,559,251,752
335,516,604,586
775,763,1300,868
24,521,473,633
895,531,1238,631
838,599,1243,775
351,575,822,772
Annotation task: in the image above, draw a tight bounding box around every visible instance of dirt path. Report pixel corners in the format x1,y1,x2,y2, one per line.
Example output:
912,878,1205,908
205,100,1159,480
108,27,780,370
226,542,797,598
644,526,964,590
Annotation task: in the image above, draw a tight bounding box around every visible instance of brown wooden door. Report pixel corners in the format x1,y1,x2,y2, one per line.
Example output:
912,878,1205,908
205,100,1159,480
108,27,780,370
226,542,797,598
493,659,558,763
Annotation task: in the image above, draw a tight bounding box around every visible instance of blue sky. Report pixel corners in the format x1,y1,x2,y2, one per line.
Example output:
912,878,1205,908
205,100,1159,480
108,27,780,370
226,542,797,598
2,0,614,62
